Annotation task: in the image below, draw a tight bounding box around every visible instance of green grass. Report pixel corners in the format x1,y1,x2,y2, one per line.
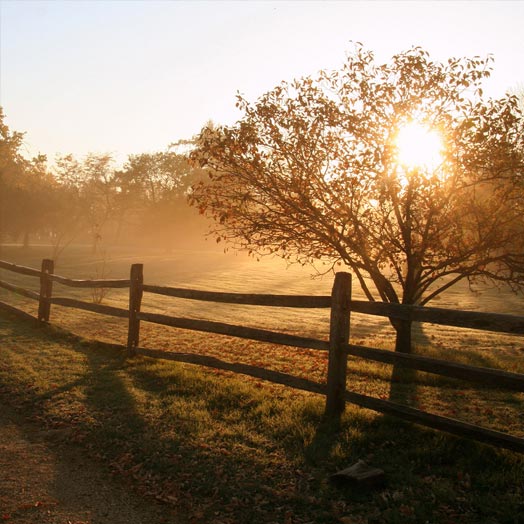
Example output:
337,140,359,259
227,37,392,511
1,244,524,522
1,310,524,524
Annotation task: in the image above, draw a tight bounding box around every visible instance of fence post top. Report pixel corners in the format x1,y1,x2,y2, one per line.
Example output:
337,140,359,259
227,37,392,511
130,263,144,280
41,258,54,273
333,272,352,291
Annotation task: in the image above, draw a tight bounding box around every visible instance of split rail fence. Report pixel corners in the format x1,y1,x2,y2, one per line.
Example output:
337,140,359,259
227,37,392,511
1,258,524,453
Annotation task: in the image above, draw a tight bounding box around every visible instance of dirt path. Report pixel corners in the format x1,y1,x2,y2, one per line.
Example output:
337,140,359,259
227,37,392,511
0,404,179,524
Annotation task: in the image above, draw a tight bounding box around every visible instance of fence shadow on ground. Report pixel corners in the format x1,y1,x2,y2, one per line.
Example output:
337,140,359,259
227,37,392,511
2,308,524,523
1,258,524,455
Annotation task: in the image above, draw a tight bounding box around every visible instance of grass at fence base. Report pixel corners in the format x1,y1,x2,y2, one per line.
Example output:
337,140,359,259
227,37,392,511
1,311,523,524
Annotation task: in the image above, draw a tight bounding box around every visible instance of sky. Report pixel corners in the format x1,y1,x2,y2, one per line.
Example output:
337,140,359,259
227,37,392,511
1,0,524,166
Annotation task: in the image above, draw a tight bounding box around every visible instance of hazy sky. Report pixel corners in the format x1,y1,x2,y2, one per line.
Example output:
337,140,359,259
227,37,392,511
1,0,524,165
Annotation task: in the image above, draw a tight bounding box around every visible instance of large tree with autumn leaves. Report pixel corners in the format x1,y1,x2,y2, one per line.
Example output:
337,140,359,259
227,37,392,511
189,45,524,352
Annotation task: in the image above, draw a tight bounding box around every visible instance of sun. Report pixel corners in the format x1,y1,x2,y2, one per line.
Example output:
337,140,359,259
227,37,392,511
395,122,444,171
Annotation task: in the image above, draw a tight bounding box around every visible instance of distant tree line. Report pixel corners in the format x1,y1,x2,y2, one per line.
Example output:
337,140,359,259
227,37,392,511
0,108,207,258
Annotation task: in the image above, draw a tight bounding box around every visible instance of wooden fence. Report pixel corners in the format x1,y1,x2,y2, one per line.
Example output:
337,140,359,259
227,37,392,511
1,258,524,453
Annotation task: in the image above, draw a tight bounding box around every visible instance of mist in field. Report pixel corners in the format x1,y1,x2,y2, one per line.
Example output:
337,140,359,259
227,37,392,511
2,235,523,361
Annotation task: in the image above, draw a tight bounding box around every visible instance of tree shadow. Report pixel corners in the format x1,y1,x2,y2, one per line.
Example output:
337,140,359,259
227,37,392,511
3,308,522,524
389,320,518,408
389,365,418,405
304,416,342,465
82,346,142,424
412,321,432,347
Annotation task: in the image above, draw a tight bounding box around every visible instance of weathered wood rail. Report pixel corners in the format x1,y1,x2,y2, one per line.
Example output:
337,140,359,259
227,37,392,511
1,257,523,453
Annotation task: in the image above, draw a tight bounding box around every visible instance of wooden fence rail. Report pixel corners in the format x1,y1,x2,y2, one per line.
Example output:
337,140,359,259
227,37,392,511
0,257,523,453
142,283,333,308
138,310,330,351
50,273,131,288
351,300,524,335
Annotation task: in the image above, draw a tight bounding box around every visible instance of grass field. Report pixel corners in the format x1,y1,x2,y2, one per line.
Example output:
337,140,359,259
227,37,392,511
1,244,524,523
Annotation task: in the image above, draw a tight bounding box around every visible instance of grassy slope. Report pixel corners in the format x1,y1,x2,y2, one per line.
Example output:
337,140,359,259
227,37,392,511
1,311,524,524
1,245,524,522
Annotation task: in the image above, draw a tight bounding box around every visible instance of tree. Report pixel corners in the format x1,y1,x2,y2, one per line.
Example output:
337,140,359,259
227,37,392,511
0,110,56,249
48,155,89,259
9,154,56,249
114,147,206,249
0,108,26,248
189,45,524,353
81,153,116,253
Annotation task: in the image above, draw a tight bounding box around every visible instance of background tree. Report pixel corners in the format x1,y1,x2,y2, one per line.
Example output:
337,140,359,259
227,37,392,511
115,147,207,250
0,110,56,250
49,154,91,259
0,108,26,250
9,154,56,249
80,153,116,253
0,107,206,258
189,45,524,353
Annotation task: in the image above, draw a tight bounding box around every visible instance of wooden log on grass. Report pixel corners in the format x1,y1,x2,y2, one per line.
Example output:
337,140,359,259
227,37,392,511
330,460,385,488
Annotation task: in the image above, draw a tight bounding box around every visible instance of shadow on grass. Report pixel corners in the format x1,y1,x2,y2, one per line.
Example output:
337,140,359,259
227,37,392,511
304,416,342,465
1,314,148,445
389,365,418,406
2,310,524,524
0,317,335,520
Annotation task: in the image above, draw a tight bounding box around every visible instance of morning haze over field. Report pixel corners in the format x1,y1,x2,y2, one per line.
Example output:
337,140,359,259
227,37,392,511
1,1,523,289
1,1,524,523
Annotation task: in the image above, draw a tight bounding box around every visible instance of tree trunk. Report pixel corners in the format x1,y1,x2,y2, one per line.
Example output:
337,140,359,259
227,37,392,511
390,318,416,403
393,319,413,354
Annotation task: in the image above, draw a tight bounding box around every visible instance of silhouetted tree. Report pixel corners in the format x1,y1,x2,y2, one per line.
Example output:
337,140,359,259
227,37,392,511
190,45,524,353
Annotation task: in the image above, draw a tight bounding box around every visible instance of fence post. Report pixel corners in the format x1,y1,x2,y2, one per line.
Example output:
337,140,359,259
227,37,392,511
38,258,54,323
127,263,143,356
324,271,351,420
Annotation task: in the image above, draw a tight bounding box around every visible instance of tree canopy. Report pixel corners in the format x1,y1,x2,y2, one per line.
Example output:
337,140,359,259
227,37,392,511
0,109,57,248
189,45,524,351
0,108,205,257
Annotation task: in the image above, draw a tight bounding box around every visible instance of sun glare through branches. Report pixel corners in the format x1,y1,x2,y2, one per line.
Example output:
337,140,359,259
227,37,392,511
395,121,444,172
